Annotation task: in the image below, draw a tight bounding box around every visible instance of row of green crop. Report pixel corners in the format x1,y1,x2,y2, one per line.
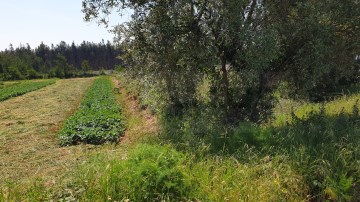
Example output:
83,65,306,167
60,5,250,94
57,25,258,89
59,77,125,145
0,79,56,101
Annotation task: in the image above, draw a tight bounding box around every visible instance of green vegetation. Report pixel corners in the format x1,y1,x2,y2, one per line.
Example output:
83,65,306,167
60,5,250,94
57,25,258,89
1,0,359,201
115,75,360,201
0,79,56,101
56,144,306,201
84,0,360,123
0,41,122,80
1,77,359,201
59,77,125,145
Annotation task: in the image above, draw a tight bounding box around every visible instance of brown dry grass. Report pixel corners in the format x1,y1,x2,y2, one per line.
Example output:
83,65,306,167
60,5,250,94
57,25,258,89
0,78,95,185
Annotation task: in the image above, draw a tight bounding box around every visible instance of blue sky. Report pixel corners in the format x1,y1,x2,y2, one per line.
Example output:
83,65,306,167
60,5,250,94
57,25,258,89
0,0,130,50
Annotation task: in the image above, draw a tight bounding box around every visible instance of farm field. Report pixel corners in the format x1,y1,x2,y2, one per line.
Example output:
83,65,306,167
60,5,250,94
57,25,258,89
0,76,359,201
0,78,94,184
0,79,56,101
1,0,359,200
59,77,125,145
0,76,159,201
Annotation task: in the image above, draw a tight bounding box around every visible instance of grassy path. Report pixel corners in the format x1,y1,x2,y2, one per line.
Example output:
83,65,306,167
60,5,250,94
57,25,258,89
0,78,94,184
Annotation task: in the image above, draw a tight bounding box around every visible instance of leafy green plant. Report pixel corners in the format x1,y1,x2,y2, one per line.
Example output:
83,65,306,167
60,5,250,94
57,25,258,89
59,77,125,145
0,79,56,101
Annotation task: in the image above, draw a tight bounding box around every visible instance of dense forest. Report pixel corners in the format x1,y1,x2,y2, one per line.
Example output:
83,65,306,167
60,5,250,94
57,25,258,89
0,40,122,80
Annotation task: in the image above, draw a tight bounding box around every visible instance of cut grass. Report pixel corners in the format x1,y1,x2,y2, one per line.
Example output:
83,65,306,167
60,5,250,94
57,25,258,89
59,77,125,146
0,77,159,201
0,79,57,101
0,78,94,186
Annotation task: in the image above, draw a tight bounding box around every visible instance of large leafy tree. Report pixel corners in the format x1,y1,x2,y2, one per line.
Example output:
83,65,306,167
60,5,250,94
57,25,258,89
266,0,360,100
82,0,360,122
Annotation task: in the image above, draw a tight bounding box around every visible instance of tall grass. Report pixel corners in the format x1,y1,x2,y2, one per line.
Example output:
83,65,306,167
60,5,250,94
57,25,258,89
54,144,307,201
154,94,360,200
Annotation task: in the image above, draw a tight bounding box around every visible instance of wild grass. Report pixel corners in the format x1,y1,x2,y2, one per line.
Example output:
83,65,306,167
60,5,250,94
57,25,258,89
273,84,360,126
51,144,306,201
142,80,360,201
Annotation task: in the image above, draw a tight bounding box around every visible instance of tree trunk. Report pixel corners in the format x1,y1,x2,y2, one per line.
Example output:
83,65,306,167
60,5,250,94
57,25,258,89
221,55,230,122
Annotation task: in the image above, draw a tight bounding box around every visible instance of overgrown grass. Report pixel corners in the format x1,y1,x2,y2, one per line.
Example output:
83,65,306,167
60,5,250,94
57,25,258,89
273,84,360,126
52,144,306,201
0,79,56,101
59,77,125,145
150,87,360,201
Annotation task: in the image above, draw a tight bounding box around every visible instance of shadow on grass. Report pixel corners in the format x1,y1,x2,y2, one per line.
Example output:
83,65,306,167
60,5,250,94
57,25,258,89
160,107,360,201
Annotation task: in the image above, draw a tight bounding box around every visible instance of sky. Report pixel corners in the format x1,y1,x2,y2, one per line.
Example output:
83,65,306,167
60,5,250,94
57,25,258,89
0,0,130,51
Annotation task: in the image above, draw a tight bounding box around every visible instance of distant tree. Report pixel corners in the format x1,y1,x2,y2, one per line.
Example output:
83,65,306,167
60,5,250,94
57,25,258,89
81,60,90,72
0,40,122,80
5,66,22,80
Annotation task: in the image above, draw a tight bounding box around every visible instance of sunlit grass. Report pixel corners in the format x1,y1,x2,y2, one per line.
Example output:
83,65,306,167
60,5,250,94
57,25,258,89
0,78,94,190
273,85,360,126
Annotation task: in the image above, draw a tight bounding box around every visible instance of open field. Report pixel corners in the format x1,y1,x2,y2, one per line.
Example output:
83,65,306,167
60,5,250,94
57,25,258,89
0,78,94,184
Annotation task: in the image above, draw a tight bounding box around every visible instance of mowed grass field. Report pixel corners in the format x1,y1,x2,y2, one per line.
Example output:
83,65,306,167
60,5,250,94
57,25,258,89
0,77,158,201
0,78,95,184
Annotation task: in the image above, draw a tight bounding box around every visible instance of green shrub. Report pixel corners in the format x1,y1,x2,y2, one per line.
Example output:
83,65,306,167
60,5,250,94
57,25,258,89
59,77,125,145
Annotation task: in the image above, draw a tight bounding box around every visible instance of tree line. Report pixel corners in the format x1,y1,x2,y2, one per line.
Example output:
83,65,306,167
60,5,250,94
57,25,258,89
83,0,360,123
0,40,122,80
